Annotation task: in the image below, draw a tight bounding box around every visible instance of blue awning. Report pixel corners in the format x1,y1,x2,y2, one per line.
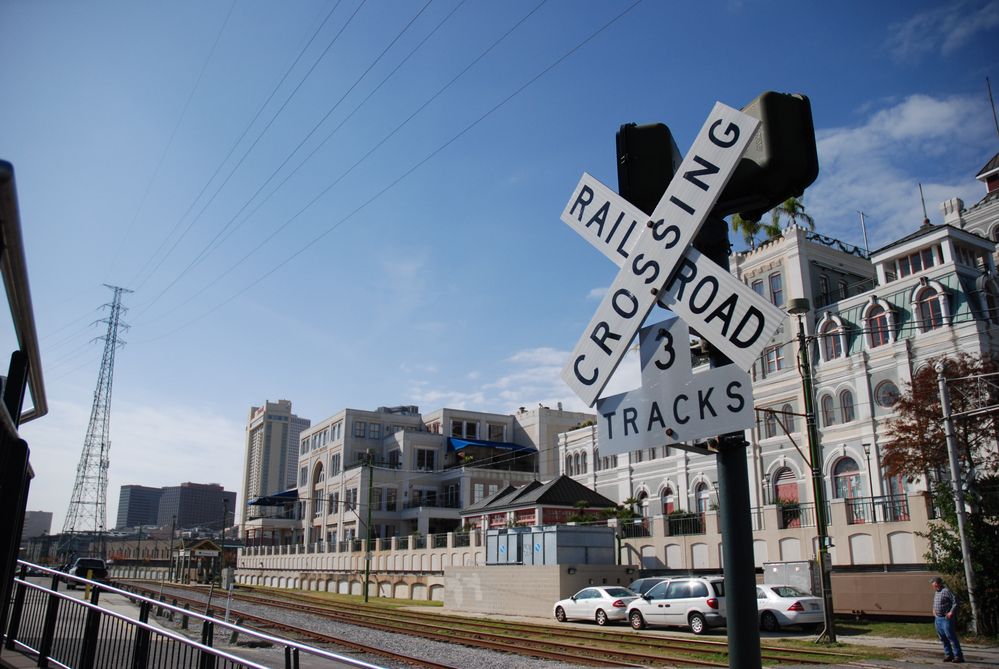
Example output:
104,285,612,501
247,488,299,506
447,437,535,452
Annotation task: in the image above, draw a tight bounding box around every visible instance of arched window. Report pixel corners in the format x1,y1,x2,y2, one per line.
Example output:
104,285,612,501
565,454,572,476
573,453,581,476
820,394,836,426
839,389,855,423
782,403,796,433
866,305,890,347
695,482,711,514
661,486,675,514
773,467,798,503
636,490,649,517
581,452,588,474
916,287,944,331
821,321,843,360
833,457,861,499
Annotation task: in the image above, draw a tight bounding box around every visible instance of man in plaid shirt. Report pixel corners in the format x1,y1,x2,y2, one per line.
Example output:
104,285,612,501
931,576,964,663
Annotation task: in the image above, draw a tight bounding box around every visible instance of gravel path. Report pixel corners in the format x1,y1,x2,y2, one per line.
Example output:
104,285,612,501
148,585,613,669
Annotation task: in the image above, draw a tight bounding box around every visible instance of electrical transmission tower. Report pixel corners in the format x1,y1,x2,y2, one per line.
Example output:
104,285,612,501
61,285,132,555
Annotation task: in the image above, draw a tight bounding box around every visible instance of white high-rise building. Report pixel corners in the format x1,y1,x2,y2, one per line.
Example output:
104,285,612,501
240,400,310,533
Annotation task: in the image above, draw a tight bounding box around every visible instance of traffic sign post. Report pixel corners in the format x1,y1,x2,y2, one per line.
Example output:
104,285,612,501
557,100,804,669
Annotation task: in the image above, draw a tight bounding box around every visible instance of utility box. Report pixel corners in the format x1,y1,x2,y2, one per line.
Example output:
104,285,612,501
763,560,820,595
486,525,615,566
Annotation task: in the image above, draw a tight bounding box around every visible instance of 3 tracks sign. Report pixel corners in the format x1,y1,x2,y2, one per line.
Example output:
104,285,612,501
560,102,786,455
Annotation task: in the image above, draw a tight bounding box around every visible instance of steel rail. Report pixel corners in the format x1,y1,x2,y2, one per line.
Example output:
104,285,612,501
130,582,852,667
183,583,854,662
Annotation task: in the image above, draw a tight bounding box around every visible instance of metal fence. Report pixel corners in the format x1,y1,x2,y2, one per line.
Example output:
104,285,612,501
3,562,388,669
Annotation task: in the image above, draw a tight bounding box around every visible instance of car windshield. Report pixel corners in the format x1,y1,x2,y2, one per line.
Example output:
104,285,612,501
771,585,808,597
76,560,104,568
603,588,635,597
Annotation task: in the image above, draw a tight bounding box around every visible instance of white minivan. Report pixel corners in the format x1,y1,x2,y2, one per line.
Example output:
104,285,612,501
627,576,726,634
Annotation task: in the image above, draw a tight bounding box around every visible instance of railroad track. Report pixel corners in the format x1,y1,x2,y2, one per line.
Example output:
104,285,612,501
121,580,860,667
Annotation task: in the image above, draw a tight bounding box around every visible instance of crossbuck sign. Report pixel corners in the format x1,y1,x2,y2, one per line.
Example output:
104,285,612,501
560,103,786,453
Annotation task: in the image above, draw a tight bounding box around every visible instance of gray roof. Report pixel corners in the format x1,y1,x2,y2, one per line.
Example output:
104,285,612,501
462,475,617,514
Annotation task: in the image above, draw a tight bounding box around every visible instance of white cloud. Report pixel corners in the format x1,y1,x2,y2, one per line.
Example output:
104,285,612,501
886,0,999,61
587,287,607,300
806,93,994,249
22,399,245,530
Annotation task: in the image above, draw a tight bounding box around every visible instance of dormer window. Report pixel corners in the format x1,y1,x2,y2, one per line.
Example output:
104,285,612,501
868,306,890,346
817,313,847,362
916,287,944,330
911,279,950,332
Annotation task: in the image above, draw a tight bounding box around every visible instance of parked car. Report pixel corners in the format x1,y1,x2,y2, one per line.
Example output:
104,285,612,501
627,576,726,634
66,558,108,589
553,586,640,626
627,577,669,595
756,584,823,632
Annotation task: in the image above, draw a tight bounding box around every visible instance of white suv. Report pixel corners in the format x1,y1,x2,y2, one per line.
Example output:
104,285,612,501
627,576,726,634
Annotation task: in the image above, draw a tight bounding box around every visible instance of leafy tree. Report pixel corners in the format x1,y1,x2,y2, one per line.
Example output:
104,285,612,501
883,353,999,635
923,480,999,636
883,354,999,479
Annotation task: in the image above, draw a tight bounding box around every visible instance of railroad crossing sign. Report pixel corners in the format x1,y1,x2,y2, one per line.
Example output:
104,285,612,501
559,103,787,454
560,102,783,410
561,103,760,407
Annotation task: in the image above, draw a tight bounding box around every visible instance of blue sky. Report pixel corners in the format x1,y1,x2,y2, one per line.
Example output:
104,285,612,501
1,0,997,529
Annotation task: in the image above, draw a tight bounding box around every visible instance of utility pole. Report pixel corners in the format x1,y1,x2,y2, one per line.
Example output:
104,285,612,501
218,498,228,585
364,450,374,604
936,364,980,635
789,298,836,643
168,515,176,583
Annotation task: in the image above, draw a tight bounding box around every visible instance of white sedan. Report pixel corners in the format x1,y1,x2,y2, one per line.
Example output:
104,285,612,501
554,586,639,626
756,584,824,631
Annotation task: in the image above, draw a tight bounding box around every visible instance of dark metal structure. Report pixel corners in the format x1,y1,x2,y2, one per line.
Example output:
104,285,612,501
0,159,49,660
61,284,131,554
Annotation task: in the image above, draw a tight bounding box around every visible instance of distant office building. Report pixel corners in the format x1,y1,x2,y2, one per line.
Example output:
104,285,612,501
115,485,163,529
157,482,236,531
241,400,310,528
20,511,52,542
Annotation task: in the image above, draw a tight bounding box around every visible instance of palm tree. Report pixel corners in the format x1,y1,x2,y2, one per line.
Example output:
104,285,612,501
731,213,762,249
768,196,815,236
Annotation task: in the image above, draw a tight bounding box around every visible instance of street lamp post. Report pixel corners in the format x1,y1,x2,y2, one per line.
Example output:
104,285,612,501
862,443,876,522
788,297,836,643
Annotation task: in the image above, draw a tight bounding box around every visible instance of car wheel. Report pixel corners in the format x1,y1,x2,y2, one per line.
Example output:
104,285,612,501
688,612,707,635
595,609,608,626
629,610,647,630
760,611,780,632
555,606,567,623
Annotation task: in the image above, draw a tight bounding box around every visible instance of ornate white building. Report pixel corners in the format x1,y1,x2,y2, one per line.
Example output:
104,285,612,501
561,153,999,585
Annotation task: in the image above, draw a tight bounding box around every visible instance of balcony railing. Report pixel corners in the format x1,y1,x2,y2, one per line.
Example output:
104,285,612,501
846,494,911,525
402,499,461,510
666,513,705,536
620,518,651,538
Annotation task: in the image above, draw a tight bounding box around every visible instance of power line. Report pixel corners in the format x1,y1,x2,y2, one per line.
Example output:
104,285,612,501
108,0,238,279
130,0,642,342
131,0,436,321
126,0,349,293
